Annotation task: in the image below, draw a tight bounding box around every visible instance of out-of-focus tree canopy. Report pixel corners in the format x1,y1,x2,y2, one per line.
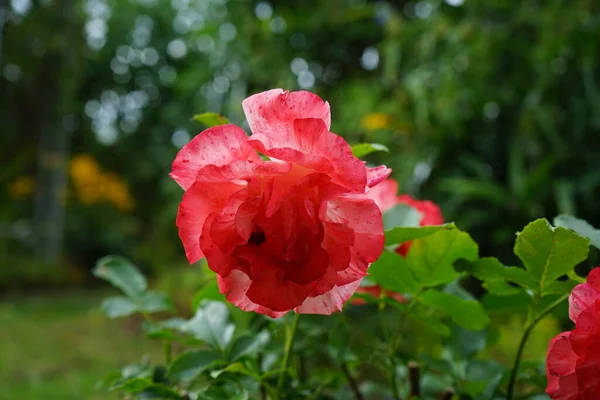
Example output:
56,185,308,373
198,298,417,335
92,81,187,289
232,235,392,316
1,0,599,287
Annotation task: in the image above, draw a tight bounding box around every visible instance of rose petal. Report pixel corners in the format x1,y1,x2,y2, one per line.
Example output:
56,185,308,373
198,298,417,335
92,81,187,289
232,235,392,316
246,268,313,312
577,340,600,397
217,270,286,318
321,221,354,270
570,300,600,356
366,165,392,188
366,178,399,212
547,332,577,377
209,182,262,255
176,181,244,263
249,118,369,192
170,124,259,190
195,159,291,183
569,267,600,323
242,89,331,138
398,195,444,226
545,332,580,400
321,194,385,265
294,279,362,314
546,373,581,400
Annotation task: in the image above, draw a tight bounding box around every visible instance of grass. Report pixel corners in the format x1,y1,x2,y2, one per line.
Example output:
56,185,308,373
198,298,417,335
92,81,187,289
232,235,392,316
0,290,162,400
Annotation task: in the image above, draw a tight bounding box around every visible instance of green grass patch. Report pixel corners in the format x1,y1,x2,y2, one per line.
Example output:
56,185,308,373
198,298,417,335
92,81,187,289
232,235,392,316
0,290,162,400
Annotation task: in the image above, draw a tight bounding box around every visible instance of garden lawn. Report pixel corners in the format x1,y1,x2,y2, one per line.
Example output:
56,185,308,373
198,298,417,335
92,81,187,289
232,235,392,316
0,290,161,400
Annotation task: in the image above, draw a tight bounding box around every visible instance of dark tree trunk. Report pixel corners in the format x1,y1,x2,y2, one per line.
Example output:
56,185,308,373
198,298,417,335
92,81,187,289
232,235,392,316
32,0,82,262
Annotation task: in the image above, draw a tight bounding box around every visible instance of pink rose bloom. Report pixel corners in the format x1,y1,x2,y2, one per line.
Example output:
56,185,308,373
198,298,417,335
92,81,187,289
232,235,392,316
170,89,391,317
546,267,600,399
354,178,443,304
365,178,444,257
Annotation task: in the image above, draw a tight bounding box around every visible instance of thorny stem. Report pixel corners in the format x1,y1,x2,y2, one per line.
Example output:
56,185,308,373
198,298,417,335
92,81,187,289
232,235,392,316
506,292,570,400
275,312,300,399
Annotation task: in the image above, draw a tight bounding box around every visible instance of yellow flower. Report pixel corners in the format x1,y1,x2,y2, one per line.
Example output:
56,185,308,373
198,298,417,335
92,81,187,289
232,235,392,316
360,112,393,132
102,174,134,211
69,154,102,185
8,176,34,198
69,154,134,211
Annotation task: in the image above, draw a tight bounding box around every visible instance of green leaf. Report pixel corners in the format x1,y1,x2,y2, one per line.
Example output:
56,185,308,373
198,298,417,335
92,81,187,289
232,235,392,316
139,384,183,399
411,313,451,337
481,279,522,296
421,290,490,331
482,292,531,314
184,300,234,351
384,223,456,246
407,228,478,288
111,377,153,392
192,112,230,127
383,204,422,230
350,142,389,158
451,326,488,359
168,350,223,382
100,296,138,318
368,249,419,295
93,256,146,298
232,389,249,400
192,281,226,311
514,219,589,295
143,318,187,340
456,257,536,296
543,279,578,295
553,214,600,250
463,257,538,291
228,330,270,362
193,386,248,400
138,291,175,313
210,362,254,379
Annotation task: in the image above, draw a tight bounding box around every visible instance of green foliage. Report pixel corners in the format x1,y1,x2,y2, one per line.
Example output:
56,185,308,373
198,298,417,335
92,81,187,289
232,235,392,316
383,203,423,229
168,350,223,382
407,227,478,289
182,300,234,352
514,219,589,295
420,290,489,331
350,143,389,158
554,214,600,250
6,0,600,396
93,256,147,298
384,224,457,246
92,206,598,400
192,113,231,128
369,250,419,294
93,256,174,318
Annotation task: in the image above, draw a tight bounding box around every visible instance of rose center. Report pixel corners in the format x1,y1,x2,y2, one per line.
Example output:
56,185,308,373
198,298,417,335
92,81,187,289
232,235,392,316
248,228,266,247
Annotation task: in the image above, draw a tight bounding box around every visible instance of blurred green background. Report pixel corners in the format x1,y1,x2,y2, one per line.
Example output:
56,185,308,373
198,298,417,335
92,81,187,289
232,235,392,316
1,0,599,398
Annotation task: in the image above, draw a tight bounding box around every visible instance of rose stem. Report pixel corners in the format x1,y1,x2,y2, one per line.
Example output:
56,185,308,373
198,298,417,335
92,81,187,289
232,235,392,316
275,312,301,398
506,292,569,400
340,362,365,400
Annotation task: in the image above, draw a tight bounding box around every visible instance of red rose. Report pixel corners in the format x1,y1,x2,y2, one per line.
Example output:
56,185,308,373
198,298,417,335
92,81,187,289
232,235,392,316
170,89,390,317
354,178,444,303
546,267,600,399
